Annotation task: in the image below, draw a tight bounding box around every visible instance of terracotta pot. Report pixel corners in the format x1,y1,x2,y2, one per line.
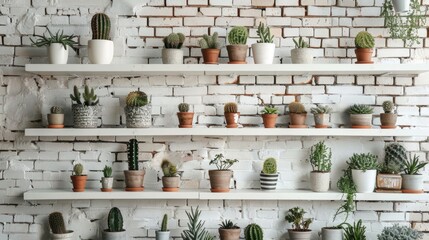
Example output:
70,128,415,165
177,112,194,128
313,113,329,128
262,114,278,128
209,170,232,192
355,48,373,64
202,48,220,64
226,44,247,64
402,174,424,193
48,113,64,128
288,229,312,240
124,170,145,191
225,112,240,128
380,113,397,129
162,176,180,192
289,113,307,128
71,175,87,192
219,228,241,240
376,173,402,190
350,114,372,128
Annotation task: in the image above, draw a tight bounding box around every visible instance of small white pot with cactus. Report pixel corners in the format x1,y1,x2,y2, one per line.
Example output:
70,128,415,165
156,214,170,240
260,158,279,190
47,106,64,128
251,23,275,64
101,165,114,192
308,141,332,192
380,100,397,129
291,37,313,64
162,33,185,64
88,13,114,64
349,153,378,193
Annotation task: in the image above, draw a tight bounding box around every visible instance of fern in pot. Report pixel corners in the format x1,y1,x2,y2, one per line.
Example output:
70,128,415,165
354,31,374,64
70,85,100,128
125,91,151,128
348,104,374,128
31,29,77,64
310,105,332,128
376,143,406,191
88,13,114,64
199,32,221,64
156,214,170,240
291,37,313,64
162,33,185,64
380,100,397,128
227,26,248,64
219,220,240,240
251,22,275,64
378,224,423,240
260,157,279,190
348,153,378,193
285,207,313,240
308,141,332,192
208,154,238,192
402,154,428,193
103,207,126,240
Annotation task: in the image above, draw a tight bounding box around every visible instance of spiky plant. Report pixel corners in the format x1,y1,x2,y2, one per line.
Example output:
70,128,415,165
288,102,306,114
261,105,279,115
377,224,423,240
382,101,395,113
347,153,378,171
228,26,248,45
355,31,375,49
127,139,139,171
178,103,190,112
244,223,263,240
163,33,186,49
348,104,374,114
103,166,112,178
224,102,238,113
181,207,214,240
73,163,84,176
344,220,366,240
31,28,77,49
161,214,168,232
310,105,332,114
404,155,428,175
107,207,124,232
70,85,99,106
49,212,67,234
308,141,332,172
209,154,239,170
383,143,407,174
161,160,178,177
199,32,221,49
285,207,313,231
262,158,277,174
50,106,63,114
293,37,309,48
219,219,239,229
91,13,111,40
256,22,273,43
126,91,148,107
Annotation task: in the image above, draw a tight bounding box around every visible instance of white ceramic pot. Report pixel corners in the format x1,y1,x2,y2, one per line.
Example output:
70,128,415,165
291,48,313,64
260,172,279,190
88,39,114,64
251,43,275,64
321,227,343,240
51,231,74,240
156,230,170,240
392,0,410,13
48,43,69,64
101,177,113,189
103,230,126,240
402,174,424,192
288,229,312,240
352,169,377,193
310,171,330,192
162,49,183,64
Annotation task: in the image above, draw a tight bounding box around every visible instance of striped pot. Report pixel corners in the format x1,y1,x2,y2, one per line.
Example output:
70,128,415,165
260,172,279,190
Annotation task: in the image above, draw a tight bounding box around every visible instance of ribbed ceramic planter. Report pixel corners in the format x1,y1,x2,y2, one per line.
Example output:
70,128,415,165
156,230,170,240
103,231,127,240
260,172,279,190
101,177,113,192
291,48,313,64
219,228,241,240
310,171,330,192
51,231,74,240
352,169,377,193
321,227,343,240
402,174,424,193
48,43,68,64
72,105,100,128
350,114,372,128
209,170,232,192
251,43,275,64
125,105,151,128
88,39,114,64
162,49,183,64
288,229,312,240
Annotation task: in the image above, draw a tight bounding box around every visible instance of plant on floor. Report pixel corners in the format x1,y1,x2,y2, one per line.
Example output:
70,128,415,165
163,33,186,49
381,143,407,174
285,207,312,231
199,32,221,49
224,102,238,113
161,160,178,177
31,29,77,49
70,85,99,106
343,220,366,240
228,26,248,45
382,101,395,113
49,212,68,234
348,153,378,171
181,207,214,240
308,141,332,172
178,103,190,112
355,32,374,49
161,214,168,231
377,224,423,240
107,207,124,232
256,22,273,43
219,220,239,229
210,154,239,170
126,91,148,107
244,223,263,240
293,37,309,48
103,166,112,178
262,158,277,174
73,163,83,176
310,105,332,114
91,13,111,40
261,105,279,114
348,104,374,114
288,102,306,114
404,155,427,175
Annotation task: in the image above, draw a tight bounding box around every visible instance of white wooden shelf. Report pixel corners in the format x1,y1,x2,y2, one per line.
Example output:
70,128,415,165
25,64,429,77
25,128,429,137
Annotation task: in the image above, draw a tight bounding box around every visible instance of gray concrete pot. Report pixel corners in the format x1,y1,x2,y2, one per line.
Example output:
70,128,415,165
103,230,126,240
310,171,330,192
156,230,170,240
314,113,329,128
288,229,312,240
350,114,372,128
125,105,151,128
101,177,114,191
162,49,183,64
72,105,100,128
51,231,74,240
321,227,343,240
291,48,313,64
402,174,424,193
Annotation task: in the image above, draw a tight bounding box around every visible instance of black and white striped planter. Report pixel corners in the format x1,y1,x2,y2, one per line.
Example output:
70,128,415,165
260,172,279,190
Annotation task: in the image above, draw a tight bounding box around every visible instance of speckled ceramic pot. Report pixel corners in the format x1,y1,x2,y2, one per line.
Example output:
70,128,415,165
72,105,100,128
125,105,151,128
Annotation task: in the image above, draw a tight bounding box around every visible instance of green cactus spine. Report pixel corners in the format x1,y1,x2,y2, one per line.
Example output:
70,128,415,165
49,212,67,234
384,143,407,172
163,33,186,49
73,163,83,176
178,103,190,112
289,102,306,114
161,214,168,231
50,106,63,114
70,85,99,106
355,31,375,49
126,91,148,107
382,101,395,113
224,102,238,113
107,207,124,232
228,26,248,45
127,139,139,171
91,13,111,40
244,223,263,240
262,158,277,174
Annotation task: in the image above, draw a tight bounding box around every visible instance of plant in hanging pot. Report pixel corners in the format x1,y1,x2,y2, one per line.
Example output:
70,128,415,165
101,165,113,192
71,163,87,192
285,207,313,240
49,212,74,240
125,91,151,128
251,22,275,64
402,154,428,193
31,29,77,64
378,223,423,240
124,139,145,191
308,141,332,192
224,102,240,128
156,214,170,240
181,207,215,240
244,223,263,240
161,159,180,192
260,104,278,128
177,103,194,128
380,100,397,129
376,143,406,192
260,157,279,190
162,33,185,64
219,220,240,240
291,37,313,64
227,26,249,64
354,31,375,64
288,101,307,128
103,207,126,240
348,153,378,193
348,104,374,128
199,32,221,64
343,220,367,240
88,13,114,64
208,154,238,192
310,105,332,128
70,85,100,128
47,106,64,128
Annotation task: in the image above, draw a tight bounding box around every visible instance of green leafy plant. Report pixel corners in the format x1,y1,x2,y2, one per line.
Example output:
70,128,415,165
199,32,221,49
377,224,423,240
285,207,312,231
163,33,185,49
31,29,77,50
256,22,273,43
344,220,366,240
107,207,124,232
161,214,168,232
224,102,238,113
127,139,139,171
348,104,374,114
50,106,63,114
126,91,148,107
347,153,378,171
73,163,84,176
310,105,332,114
244,223,263,240
181,207,214,240
178,103,190,112
261,105,279,115
382,101,395,113
209,154,238,170
103,166,112,178
228,26,248,45
288,102,306,114
262,157,277,174
91,13,111,40
161,160,178,177
334,166,356,224
355,31,375,49
219,219,239,229
70,85,99,106
49,212,67,234
308,141,332,172
404,155,428,175
293,37,309,48
381,143,407,174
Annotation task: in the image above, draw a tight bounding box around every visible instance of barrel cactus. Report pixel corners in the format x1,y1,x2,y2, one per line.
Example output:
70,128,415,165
224,102,238,113
178,103,190,112
382,101,395,113
126,91,148,107
288,102,306,114
107,207,124,232
228,26,248,45
262,158,277,174
127,139,139,171
163,33,185,49
50,106,63,114
49,212,67,234
244,223,263,240
355,31,375,49
384,143,407,173
73,163,83,176
91,13,111,40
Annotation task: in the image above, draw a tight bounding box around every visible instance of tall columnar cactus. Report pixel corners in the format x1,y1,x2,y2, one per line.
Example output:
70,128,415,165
126,91,148,107
244,223,263,240
178,103,190,112
161,214,168,232
163,33,186,49
199,32,221,49
382,100,395,113
91,13,111,40
127,139,139,171
73,163,83,176
355,31,375,49
262,158,277,174
70,85,99,106
256,22,273,43
228,26,248,45
224,102,238,113
50,106,63,114
384,143,407,172
288,102,306,114
107,207,124,232
49,212,67,234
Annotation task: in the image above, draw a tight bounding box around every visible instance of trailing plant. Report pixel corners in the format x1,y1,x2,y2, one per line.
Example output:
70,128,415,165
178,103,190,112
347,153,378,171
103,166,112,178
70,85,99,106
181,207,214,240
91,13,111,40
107,207,124,232
224,102,238,113
161,160,178,177
310,105,332,114
334,166,356,224
348,104,374,114
261,104,279,115
50,106,63,114
228,26,248,45
404,154,428,175
256,22,273,43
49,212,67,234
355,31,375,49
308,141,332,172
285,207,312,231
73,163,84,176
219,219,239,229
343,220,366,240
127,139,139,171
262,158,277,174
293,37,309,48
377,224,423,240
288,102,306,114
199,32,221,49
31,29,77,49
161,214,168,232
163,33,185,49
209,154,238,170
382,143,407,174
244,223,263,240
126,91,148,107
382,100,395,113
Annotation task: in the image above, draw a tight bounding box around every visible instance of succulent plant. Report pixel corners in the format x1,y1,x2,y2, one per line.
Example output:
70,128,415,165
285,207,312,231
161,160,178,177
163,33,186,49
310,105,332,114
228,26,248,45
382,100,395,113
404,154,428,175
288,102,306,114
31,28,77,49
262,157,277,174
377,223,423,240
347,153,378,171
126,91,148,107
73,163,84,176
91,13,111,40
219,219,239,229
224,102,238,113
181,207,214,240
199,32,221,49
49,212,67,234
50,106,63,114
103,165,112,178
344,220,366,240
161,214,168,232
70,85,99,106
256,22,274,43
244,223,263,240
178,103,190,112
349,104,374,114
308,141,332,172
127,139,139,171
261,105,279,114
293,36,309,48
209,154,238,170
383,143,407,174
355,31,375,49
107,207,124,232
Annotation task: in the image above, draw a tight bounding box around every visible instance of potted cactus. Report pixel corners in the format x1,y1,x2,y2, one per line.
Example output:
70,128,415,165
161,160,180,192
380,100,397,128
285,207,313,240
355,31,375,64
308,141,332,192
261,104,278,128
376,143,406,191
49,212,74,240
182,207,214,240
378,223,423,240
47,106,64,128
244,224,263,240
125,91,151,128
349,104,374,128
156,214,170,240
219,220,240,240
227,26,248,64
310,105,332,128
124,139,145,191
348,153,378,193
199,32,221,64
291,37,313,64
177,103,194,128
224,102,239,128
31,29,77,64
88,13,114,64
103,207,126,240
101,165,113,192
260,158,279,190
402,154,428,193
162,33,185,64
251,23,275,64
70,85,100,128
71,163,87,192
208,154,238,192
288,101,307,128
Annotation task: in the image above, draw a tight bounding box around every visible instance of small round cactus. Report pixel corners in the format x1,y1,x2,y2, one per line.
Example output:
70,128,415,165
50,106,63,114
355,31,375,49
228,26,248,45
382,101,395,113
126,91,148,107
178,103,190,112
224,102,238,113
163,33,186,49
73,163,84,176
262,158,277,174
244,223,263,240
288,102,306,114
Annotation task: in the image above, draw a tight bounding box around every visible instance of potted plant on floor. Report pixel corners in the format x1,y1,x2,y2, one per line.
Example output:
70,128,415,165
348,153,378,193
285,207,313,240
344,220,366,240
244,224,263,240
355,31,374,64
224,102,239,128
124,139,145,191
181,207,214,240
161,159,180,192
208,154,238,192
162,33,185,64
376,143,406,192
227,26,248,64
156,214,170,240
47,106,64,128
71,163,87,192
70,85,100,128
402,154,428,193
103,207,126,240
177,103,194,128
291,37,313,64
219,220,240,240
308,141,332,192
261,104,278,128
88,13,114,64
125,91,151,128
288,101,307,128
380,100,397,129
31,29,77,64
101,165,113,192
260,157,279,190
378,224,423,240
349,104,374,128
49,212,74,240
251,22,275,64
310,105,332,128
199,32,221,64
